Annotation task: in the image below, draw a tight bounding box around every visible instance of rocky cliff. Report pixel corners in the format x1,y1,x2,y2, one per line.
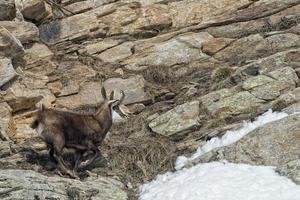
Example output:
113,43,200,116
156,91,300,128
0,0,300,199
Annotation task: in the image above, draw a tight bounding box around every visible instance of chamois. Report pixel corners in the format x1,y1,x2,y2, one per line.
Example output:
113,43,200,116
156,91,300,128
30,87,126,178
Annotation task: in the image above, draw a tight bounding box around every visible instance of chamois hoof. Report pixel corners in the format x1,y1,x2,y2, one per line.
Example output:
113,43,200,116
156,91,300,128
77,159,90,170
66,170,79,179
56,170,64,177
45,161,56,171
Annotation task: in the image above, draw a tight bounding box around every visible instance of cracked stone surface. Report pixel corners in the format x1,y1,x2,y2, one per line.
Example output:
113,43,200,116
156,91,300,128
149,101,201,137
0,169,127,200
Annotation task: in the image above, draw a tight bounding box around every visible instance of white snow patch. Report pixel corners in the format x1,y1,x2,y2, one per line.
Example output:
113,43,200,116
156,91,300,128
139,161,300,200
112,110,124,123
175,110,288,170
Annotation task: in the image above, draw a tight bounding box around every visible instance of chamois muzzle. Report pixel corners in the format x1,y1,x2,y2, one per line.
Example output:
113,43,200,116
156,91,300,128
115,90,131,117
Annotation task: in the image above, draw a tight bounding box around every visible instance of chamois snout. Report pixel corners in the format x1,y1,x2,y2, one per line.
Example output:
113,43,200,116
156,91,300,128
106,90,125,108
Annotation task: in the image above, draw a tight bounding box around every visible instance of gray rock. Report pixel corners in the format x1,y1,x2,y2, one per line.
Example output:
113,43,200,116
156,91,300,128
0,169,127,200
97,42,134,63
200,90,265,118
80,39,121,55
0,0,16,20
242,67,298,100
0,58,17,88
277,159,300,185
149,101,201,137
0,21,39,44
272,88,300,111
55,82,104,110
283,102,300,114
169,0,251,28
124,32,211,70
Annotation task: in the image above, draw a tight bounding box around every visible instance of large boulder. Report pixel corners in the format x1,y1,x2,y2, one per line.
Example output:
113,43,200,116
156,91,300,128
0,0,16,20
149,101,201,137
15,0,51,22
55,82,104,109
103,75,151,105
0,169,127,200
196,113,300,168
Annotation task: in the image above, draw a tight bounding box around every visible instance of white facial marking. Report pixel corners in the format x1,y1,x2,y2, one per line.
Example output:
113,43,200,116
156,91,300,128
36,123,44,138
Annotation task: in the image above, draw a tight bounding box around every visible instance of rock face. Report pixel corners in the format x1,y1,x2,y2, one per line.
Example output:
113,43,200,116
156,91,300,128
149,101,201,137
0,0,300,196
0,169,127,200
201,64,299,120
224,114,300,166
196,113,300,168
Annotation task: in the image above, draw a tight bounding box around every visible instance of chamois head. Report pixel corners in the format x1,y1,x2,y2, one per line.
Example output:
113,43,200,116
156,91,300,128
100,87,127,115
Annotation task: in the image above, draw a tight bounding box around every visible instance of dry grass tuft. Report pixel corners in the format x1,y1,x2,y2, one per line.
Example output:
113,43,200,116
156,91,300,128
104,135,176,186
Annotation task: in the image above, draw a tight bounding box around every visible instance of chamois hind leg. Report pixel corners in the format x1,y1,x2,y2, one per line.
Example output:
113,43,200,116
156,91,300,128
77,141,100,170
52,134,78,178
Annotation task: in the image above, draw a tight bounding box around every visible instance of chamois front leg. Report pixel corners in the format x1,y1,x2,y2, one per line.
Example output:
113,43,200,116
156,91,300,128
52,133,78,179
74,149,85,173
77,141,100,170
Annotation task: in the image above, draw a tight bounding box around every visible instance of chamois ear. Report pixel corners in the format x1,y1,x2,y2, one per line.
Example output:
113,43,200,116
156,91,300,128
118,90,125,105
109,91,114,100
101,86,107,100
